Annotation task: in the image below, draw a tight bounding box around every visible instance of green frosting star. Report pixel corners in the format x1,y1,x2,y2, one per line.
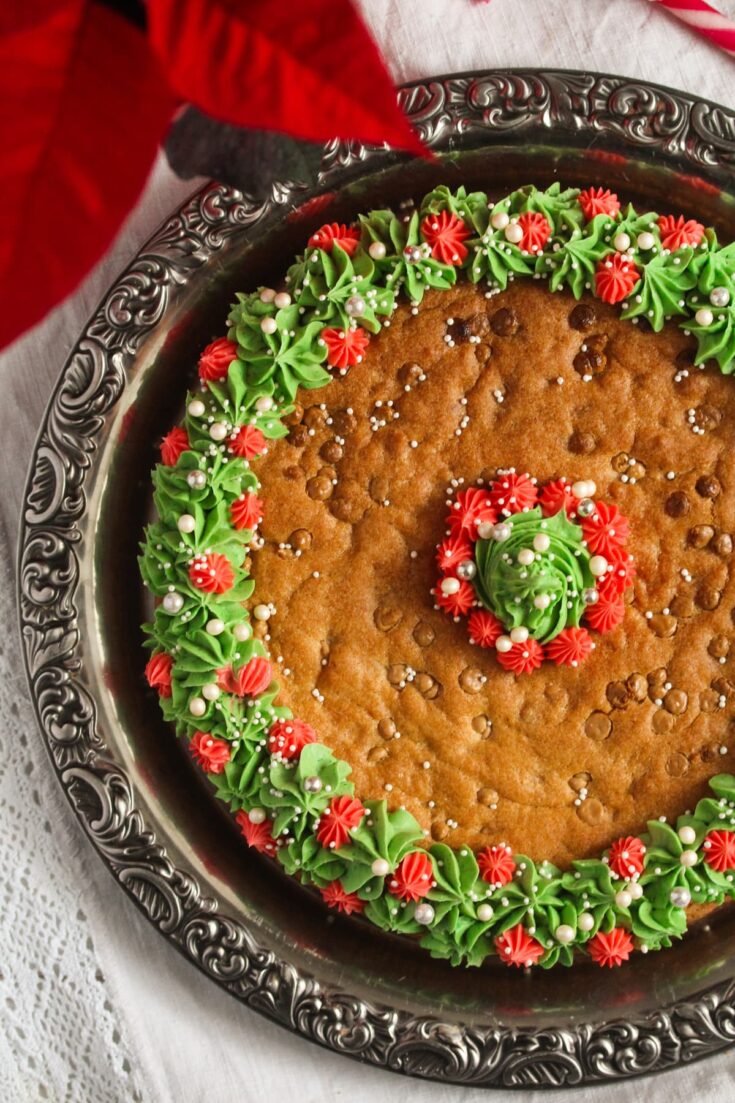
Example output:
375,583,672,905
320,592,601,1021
473,508,596,643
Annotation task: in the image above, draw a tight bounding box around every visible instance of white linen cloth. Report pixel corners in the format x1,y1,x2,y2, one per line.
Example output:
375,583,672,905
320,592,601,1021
3,1,735,1099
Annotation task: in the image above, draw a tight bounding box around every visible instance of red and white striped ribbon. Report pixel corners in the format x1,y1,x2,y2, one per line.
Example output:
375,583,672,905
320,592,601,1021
649,0,735,57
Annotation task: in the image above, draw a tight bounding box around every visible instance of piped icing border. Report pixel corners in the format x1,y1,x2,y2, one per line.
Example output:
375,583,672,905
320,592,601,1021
141,183,735,969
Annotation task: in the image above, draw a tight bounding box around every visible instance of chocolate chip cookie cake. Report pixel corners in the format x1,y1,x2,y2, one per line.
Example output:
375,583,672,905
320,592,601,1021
141,183,735,969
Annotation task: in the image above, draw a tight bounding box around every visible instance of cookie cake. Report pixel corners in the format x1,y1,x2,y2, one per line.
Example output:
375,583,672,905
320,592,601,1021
140,183,735,970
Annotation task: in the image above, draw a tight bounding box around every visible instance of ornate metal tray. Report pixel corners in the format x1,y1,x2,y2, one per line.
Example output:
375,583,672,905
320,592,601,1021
19,70,735,1087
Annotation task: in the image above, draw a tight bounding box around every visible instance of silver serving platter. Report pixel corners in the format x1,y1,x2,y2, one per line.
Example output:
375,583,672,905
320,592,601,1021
19,70,735,1087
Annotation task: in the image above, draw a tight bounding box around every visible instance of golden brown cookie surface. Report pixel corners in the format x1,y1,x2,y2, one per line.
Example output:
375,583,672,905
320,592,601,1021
248,280,735,867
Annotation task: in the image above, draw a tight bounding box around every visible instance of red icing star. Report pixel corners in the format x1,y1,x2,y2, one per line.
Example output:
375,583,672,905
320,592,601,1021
145,652,173,697
189,553,235,595
433,577,476,617
420,210,471,266
487,472,538,515
267,718,317,761
235,811,278,855
467,609,503,648
496,638,545,675
587,927,634,968
538,477,575,517
584,591,626,634
229,423,267,459
231,492,264,531
477,844,516,886
189,731,231,774
658,214,705,252
308,222,361,255
198,336,238,382
516,211,551,255
218,657,273,698
607,835,646,879
546,627,594,667
494,923,545,968
436,531,474,571
446,486,498,540
595,253,641,304
160,426,190,466
320,881,365,915
703,829,735,872
578,187,621,221
599,553,636,596
581,501,630,559
388,850,434,901
316,795,366,850
321,326,370,371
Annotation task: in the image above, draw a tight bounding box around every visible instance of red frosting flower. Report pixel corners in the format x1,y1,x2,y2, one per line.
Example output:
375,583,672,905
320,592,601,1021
588,927,634,968
595,253,641,304
189,553,235,595
160,427,190,466
308,222,361,255
581,501,630,559
267,717,317,760
538,477,575,517
487,472,538,515
703,829,735,872
658,214,705,252
467,609,503,648
231,492,264,531
189,731,231,774
420,210,471,265
229,423,267,459
600,553,636,596
235,810,278,855
219,657,273,698
321,326,370,371
496,638,544,675
495,923,545,968
388,850,434,901
607,835,646,879
433,578,475,617
546,627,594,667
316,795,366,850
477,844,516,886
320,881,365,915
446,486,498,539
584,591,625,633
516,211,551,254
198,336,238,382
436,531,474,571
145,652,173,697
578,187,620,221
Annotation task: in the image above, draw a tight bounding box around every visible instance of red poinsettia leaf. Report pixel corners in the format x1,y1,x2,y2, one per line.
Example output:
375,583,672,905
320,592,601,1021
0,3,175,349
147,0,426,155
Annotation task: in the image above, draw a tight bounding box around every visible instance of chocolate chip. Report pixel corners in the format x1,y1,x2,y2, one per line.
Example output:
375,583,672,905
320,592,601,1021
584,711,611,741
611,452,630,474
287,424,309,447
569,771,591,791
652,711,674,734
664,688,688,715
694,404,722,432
569,303,597,331
688,524,714,548
713,532,733,557
606,681,630,709
573,348,606,378
378,718,396,739
577,798,605,825
696,474,721,499
477,784,498,804
398,361,424,386
367,746,388,763
289,528,312,551
666,752,690,777
415,672,441,699
665,491,690,517
568,429,596,455
472,716,492,738
320,440,343,463
332,409,357,435
306,475,333,501
697,584,722,611
413,621,435,647
670,591,695,618
283,465,302,481
284,402,304,426
626,673,648,702
329,496,363,524
709,635,730,660
648,613,677,638
374,605,403,632
459,667,487,693
387,664,408,687
489,307,518,337
448,317,475,343
303,405,327,430
431,822,449,841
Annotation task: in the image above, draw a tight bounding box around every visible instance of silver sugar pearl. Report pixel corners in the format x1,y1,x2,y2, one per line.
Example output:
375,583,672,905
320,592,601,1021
670,886,691,908
162,592,184,614
414,903,435,925
583,587,599,605
345,294,367,317
710,286,731,308
303,776,323,793
576,497,595,518
456,560,477,581
403,244,423,263
186,470,207,490
492,522,512,542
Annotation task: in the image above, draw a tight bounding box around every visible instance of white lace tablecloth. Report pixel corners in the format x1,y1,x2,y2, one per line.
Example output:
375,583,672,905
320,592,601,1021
3,2,735,1099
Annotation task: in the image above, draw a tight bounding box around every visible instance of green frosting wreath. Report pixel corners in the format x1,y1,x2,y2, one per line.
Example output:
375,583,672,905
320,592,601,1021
141,183,735,970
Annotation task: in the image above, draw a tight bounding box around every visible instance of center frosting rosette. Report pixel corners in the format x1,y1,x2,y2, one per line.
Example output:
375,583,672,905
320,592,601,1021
433,469,635,673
